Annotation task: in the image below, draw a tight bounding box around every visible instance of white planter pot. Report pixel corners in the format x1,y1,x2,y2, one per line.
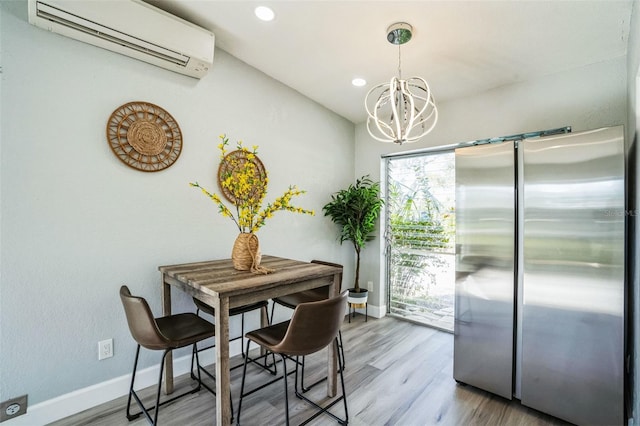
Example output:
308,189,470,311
347,288,368,305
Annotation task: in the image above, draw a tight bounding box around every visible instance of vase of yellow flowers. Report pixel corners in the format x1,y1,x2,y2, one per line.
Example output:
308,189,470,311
191,134,314,274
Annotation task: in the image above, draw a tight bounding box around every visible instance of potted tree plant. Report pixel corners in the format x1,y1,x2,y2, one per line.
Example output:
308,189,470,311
322,175,384,306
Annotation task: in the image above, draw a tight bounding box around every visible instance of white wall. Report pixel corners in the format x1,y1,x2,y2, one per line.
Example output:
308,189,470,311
0,0,354,411
355,56,628,310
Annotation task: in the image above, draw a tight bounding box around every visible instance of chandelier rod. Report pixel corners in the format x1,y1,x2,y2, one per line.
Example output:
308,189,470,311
397,43,402,80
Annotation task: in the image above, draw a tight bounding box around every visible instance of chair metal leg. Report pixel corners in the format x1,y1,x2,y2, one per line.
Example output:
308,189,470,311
338,331,346,369
151,351,166,426
125,345,166,424
190,338,217,383
125,345,142,421
301,330,346,392
191,308,218,382
292,339,349,426
193,305,275,378
190,342,217,392
237,341,347,425
241,312,246,357
238,346,295,425
191,306,277,370
236,339,252,426
282,354,290,426
127,345,208,425
300,355,326,393
190,345,237,422
300,355,309,391
337,338,350,425
127,347,168,425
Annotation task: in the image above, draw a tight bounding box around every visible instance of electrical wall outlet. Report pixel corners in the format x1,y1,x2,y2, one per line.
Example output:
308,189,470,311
98,339,113,360
0,395,28,422
367,281,374,292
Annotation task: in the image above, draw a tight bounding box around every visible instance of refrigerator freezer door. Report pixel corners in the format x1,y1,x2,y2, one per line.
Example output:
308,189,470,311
454,141,515,400
521,126,625,425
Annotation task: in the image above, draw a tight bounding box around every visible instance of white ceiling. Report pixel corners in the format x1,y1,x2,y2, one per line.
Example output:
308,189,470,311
147,0,633,124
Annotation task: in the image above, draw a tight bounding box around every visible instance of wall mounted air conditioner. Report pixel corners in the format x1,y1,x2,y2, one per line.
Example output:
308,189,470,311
27,0,215,79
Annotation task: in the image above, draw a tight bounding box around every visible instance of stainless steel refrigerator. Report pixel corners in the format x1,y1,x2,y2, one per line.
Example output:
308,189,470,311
453,126,625,425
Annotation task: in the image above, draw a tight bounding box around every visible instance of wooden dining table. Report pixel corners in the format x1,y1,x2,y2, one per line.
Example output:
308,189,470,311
159,255,343,425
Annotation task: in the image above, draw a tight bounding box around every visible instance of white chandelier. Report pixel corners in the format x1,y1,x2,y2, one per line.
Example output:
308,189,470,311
365,22,438,145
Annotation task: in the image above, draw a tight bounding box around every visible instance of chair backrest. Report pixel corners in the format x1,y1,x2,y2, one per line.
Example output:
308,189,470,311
274,291,348,356
119,285,168,350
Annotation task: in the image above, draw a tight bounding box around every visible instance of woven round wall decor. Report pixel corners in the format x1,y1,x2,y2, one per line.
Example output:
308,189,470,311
106,101,182,172
218,150,267,204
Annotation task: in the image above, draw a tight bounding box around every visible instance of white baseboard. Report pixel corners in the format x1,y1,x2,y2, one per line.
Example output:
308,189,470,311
3,344,233,426
2,305,385,425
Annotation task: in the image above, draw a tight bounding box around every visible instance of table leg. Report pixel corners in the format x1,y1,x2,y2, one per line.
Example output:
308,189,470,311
327,272,341,397
214,296,231,425
161,276,174,395
260,304,269,356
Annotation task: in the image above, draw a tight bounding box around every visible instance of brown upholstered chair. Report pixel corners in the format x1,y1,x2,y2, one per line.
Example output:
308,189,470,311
236,291,349,426
271,260,346,391
190,298,274,385
119,285,215,425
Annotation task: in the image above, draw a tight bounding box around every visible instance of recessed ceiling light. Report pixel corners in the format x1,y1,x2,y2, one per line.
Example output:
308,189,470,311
255,6,275,21
352,78,367,87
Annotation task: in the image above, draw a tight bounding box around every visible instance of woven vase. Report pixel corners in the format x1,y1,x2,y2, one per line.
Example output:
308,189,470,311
231,232,262,271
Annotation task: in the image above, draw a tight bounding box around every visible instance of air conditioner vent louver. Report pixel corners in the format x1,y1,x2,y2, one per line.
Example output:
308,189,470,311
28,0,214,79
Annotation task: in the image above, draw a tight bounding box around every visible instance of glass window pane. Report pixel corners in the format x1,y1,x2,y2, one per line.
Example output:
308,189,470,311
385,151,455,332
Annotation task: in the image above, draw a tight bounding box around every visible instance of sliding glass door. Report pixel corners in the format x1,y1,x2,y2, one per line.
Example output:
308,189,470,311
384,151,455,332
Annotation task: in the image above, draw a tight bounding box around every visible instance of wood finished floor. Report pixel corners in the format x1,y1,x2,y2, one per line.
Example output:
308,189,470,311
50,315,570,426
